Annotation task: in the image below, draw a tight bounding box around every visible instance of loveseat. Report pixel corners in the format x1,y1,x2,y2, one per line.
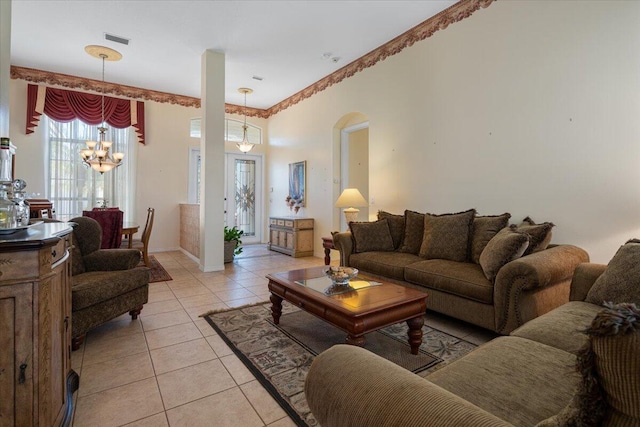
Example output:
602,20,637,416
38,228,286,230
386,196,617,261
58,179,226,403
305,256,640,426
334,209,589,334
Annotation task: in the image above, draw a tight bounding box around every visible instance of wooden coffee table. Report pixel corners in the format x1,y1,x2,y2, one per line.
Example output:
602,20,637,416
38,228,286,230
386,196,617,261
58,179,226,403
266,266,428,354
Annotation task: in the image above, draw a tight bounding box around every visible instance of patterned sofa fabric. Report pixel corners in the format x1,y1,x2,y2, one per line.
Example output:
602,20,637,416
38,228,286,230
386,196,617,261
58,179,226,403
333,227,589,334
305,265,636,427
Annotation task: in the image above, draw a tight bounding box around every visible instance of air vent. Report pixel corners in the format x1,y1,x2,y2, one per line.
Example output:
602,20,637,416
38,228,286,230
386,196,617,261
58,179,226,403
104,33,130,46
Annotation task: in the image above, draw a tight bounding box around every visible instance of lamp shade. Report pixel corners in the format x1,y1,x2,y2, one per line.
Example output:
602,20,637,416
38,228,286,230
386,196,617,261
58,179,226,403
335,188,368,208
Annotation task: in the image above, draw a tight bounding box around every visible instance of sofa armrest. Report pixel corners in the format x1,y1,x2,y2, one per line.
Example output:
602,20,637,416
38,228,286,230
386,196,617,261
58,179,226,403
494,244,589,334
305,345,513,427
333,232,354,266
569,263,607,301
83,249,142,271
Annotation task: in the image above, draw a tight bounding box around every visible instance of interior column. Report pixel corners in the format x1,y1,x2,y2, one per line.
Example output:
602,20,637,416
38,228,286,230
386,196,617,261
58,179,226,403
0,0,11,137
199,50,225,271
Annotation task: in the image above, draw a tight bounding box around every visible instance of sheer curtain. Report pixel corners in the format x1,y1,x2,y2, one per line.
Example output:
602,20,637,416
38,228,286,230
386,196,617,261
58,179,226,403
48,117,136,221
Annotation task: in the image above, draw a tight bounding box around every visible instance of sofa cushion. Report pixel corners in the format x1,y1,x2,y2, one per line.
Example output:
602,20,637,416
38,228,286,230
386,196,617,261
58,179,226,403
517,217,554,255
404,259,494,304
427,336,579,427
377,210,405,250
479,225,530,282
71,267,150,311
586,303,640,425
586,239,640,306
349,251,422,281
399,210,424,255
419,209,476,262
349,219,394,253
471,213,511,264
511,301,602,355
537,303,640,427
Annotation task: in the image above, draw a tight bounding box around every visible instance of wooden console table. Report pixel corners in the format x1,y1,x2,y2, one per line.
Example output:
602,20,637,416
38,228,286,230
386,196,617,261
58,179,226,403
322,236,335,265
268,217,314,257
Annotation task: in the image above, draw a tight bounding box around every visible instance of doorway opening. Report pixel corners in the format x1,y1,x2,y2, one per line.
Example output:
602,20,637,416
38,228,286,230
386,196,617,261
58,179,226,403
333,112,370,231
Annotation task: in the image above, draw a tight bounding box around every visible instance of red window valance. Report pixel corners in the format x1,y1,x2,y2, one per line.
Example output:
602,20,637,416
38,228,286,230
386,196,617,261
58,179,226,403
26,84,145,144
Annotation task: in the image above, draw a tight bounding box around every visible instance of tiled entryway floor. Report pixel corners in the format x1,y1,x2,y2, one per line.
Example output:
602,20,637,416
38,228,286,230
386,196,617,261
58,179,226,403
71,246,497,426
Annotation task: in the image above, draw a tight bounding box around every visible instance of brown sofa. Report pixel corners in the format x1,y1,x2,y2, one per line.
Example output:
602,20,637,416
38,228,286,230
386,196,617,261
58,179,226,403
334,210,589,334
305,262,640,426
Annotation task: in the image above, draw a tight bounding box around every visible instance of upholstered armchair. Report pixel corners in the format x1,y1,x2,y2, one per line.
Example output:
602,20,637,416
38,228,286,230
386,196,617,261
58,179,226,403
70,216,149,350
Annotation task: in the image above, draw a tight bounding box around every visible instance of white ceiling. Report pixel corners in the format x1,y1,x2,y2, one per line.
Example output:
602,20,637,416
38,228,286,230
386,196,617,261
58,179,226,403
10,0,456,109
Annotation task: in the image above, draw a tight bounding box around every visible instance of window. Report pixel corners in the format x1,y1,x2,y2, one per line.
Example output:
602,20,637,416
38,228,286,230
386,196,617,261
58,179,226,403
190,118,262,145
48,118,136,220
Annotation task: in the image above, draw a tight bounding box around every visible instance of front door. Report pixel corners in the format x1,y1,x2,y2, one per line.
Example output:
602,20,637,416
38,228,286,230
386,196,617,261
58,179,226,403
226,153,262,244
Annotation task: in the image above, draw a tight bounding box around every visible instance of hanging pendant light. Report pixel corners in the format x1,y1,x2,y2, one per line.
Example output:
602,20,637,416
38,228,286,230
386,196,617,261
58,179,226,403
236,87,254,153
80,45,125,174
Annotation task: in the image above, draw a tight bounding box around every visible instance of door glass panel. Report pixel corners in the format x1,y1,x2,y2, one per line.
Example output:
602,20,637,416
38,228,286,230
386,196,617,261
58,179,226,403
234,159,256,237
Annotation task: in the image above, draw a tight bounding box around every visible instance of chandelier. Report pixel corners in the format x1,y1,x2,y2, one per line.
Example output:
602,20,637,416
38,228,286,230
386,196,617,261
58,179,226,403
80,45,125,174
236,87,254,153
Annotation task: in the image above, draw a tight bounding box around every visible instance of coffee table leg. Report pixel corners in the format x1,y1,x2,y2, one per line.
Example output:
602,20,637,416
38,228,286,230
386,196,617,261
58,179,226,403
346,334,366,347
270,293,283,325
406,316,424,354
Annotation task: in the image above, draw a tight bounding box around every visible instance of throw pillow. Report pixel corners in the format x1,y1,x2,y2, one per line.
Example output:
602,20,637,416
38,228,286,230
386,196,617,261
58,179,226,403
517,217,554,255
419,209,476,262
399,210,425,255
536,303,640,427
470,213,511,264
479,225,530,281
377,210,405,250
349,219,394,253
585,239,640,306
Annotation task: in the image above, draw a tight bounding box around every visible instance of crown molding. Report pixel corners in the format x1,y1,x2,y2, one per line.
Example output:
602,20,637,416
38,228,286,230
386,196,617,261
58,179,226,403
10,65,270,119
266,0,494,117
11,0,492,120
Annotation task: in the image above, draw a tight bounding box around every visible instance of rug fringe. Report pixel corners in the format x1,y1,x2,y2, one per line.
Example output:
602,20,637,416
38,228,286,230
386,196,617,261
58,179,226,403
199,300,269,317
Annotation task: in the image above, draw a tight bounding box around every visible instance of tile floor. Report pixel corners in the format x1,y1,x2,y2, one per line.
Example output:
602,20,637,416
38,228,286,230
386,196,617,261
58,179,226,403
70,245,497,427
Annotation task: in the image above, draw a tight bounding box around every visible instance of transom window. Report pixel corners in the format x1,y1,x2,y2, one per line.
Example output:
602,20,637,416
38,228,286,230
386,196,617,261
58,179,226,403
190,118,262,145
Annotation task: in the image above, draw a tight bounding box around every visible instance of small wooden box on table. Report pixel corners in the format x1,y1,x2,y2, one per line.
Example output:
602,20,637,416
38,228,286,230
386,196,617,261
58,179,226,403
268,217,314,257
266,266,428,354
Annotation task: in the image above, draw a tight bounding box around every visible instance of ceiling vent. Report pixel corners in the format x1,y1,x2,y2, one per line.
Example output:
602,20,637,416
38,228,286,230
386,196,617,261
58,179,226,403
104,33,130,46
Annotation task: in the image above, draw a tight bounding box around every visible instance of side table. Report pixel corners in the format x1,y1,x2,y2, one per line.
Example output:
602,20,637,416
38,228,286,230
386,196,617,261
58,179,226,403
322,236,335,265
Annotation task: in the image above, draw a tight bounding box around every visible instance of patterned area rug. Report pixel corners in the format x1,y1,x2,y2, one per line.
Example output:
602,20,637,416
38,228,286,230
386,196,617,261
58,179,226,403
203,302,476,426
146,255,172,283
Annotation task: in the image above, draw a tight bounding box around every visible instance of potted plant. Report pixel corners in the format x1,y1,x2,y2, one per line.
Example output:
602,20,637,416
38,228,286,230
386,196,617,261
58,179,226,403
224,226,244,263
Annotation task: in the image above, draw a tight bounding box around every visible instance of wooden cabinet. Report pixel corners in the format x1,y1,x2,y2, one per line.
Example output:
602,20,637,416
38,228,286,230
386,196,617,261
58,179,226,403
0,223,78,427
268,217,314,257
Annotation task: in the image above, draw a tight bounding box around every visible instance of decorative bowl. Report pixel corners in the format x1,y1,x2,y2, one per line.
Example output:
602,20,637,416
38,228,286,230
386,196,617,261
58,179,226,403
324,266,358,285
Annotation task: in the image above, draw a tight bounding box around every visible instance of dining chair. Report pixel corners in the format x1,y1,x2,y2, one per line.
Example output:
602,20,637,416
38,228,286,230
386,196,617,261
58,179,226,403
83,209,124,249
120,207,155,267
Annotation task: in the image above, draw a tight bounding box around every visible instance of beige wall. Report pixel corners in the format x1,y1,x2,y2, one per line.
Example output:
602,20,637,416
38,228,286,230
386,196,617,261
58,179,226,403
267,0,640,263
8,1,639,263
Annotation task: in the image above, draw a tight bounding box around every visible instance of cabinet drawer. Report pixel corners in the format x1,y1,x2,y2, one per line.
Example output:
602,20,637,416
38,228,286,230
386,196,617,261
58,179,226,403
277,220,285,226
51,236,69,264
270,218,277,225
297,219,314,229
0,251,39,281
284,220,294,227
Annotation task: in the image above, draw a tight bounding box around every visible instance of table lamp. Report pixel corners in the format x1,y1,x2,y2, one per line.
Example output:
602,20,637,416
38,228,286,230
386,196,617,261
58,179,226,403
335,188,368,225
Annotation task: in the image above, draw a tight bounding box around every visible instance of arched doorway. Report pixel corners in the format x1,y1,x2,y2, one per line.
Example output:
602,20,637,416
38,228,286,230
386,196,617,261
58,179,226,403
333,112,370,231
